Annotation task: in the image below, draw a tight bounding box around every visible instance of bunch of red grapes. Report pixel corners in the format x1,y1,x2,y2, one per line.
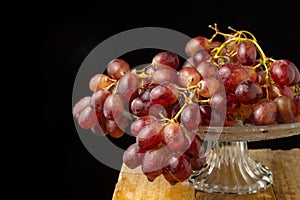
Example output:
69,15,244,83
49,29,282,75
72,24,300,185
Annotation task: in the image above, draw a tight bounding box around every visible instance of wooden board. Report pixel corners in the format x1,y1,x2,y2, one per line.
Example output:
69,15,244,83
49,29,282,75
112,149,300,200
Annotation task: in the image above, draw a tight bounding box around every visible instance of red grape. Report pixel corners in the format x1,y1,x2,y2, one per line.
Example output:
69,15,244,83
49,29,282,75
268,85,294,100
180,103,201,131
136,122,163,150
185,36,210,57
105,117,128,138
236,40,257,66
243,66,257,81
237,103,254,120
169,154,192,182
209,92,227,112
106,59,130,80
103,93,124,120
177,67,202,87
274,96,297,124
190,156,206,171
197,78,220,98
199,105,224,126
162,122,188,152
235,80,263,105
91,119,107,136
225,93,240,114
89,89,111,112
152,66,178,84
289,63,300,86
184,134,203,160
219,63,250,93
130,115,157,137
142,148,169,180
193,49,211,66
73,96,91,119
152,51,180,70
89,74,114,92
130,97,152,117
78,106,98,129
123,143,146,169
163,170,179,185
257,70,267,85
269,59,296,86
196,61,218,79
252,98,277,125
149,104,168,120
150,85,178,106
117,72,139,100
182,58,195,68
294,93,300,120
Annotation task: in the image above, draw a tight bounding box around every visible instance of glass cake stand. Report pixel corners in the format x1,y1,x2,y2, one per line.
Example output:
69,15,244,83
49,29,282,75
188,122,300,195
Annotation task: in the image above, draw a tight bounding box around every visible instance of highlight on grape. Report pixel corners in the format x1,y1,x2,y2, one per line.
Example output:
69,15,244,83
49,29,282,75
72,24,300,185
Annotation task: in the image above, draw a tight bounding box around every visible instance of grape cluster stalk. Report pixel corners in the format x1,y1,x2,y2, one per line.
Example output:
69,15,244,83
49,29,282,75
72,24,300,185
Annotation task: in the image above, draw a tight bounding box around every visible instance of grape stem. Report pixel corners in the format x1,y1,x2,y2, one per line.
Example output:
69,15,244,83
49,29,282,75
171,102,188,122
208,24,278,99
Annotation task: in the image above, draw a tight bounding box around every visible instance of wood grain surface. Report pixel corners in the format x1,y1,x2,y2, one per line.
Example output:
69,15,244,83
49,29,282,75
112,148,300,200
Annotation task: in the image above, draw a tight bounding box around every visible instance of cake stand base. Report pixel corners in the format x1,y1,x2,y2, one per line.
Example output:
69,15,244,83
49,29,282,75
188,141,273,194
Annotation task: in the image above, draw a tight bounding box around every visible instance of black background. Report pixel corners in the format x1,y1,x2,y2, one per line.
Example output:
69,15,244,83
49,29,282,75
21,1,300,200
